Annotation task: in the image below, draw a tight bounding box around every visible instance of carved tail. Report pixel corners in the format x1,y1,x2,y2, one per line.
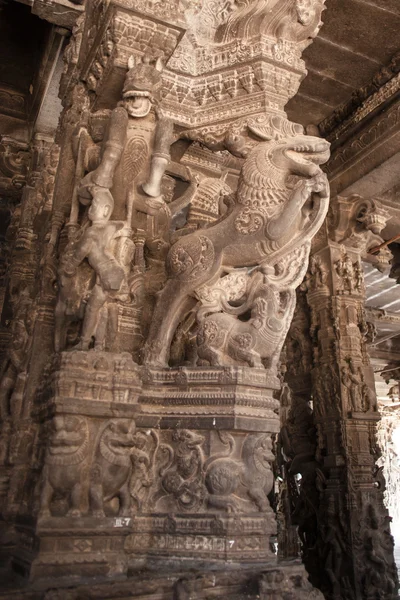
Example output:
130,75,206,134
158,443,174,477
203,431,235,472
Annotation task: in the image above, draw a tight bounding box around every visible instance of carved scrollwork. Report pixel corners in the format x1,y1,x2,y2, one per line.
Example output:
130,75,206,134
0,138,31,197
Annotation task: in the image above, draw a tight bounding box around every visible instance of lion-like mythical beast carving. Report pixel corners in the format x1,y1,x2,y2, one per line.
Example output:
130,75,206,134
196,265,296,368
89,419,145,517
144,126,330,367
215,0,326,47
205,432,275,513
39,416,89,517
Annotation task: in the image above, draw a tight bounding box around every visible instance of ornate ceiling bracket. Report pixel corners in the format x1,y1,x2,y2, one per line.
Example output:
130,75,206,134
70,2,186,110
322,53,400,197
0,137,31,199
15,0,85,29
60,0,327,131
163,0,327,130
328,194,392,272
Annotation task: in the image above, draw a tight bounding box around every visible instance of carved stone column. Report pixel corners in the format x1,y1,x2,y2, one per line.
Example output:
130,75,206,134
278,291,314,561
4,2,332,598
304,195,399,600
377,406,400,530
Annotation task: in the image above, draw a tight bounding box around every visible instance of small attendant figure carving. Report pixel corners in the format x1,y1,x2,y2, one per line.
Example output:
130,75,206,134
63,186,130,350
341,362,363,413
362,383,378,413
335,250,356,294
309,255,328,290
0,290,33,423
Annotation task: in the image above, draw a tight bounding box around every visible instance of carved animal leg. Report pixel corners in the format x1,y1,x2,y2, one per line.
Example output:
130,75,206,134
67,483,82,517
207,494,239,512
248,486,271,512
268,350,281,370
39,471,53,517
248,351,263,368
89,481,105,518
94,305,108,351
230,343,260,368
197,345,225,367
145,283,196,367
118,481,132,517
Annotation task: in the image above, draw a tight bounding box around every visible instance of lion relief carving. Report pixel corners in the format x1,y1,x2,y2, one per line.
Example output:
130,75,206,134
38,415,89,518
205,432,275,513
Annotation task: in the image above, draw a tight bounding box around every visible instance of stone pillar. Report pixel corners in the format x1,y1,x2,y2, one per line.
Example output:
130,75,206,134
303,195,399,599
278,290,317,564
377,406,400,529
3,2,332,598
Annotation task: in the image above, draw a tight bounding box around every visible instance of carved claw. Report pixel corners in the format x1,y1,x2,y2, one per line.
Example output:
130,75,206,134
67,508,82,518
306,172,329,197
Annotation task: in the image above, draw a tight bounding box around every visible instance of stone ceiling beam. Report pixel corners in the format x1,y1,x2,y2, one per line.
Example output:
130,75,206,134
14,0,84,29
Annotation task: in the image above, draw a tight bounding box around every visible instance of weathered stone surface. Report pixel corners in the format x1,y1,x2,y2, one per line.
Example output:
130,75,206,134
1,2,400,600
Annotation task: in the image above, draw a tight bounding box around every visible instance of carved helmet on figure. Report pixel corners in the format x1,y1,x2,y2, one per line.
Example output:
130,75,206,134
122,55,164,114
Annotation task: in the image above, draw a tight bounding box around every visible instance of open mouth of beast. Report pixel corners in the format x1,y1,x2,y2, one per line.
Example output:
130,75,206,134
49,442,82,454
123,90,151,98
123,91,152,117
285,141,330,166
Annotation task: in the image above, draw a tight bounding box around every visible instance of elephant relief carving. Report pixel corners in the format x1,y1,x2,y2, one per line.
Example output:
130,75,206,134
144,119,330,367
89,419,154,517
39,416,89,518
205,432,275,513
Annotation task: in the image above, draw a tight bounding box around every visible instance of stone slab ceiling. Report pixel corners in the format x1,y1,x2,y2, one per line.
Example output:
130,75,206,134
286,0,400,127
